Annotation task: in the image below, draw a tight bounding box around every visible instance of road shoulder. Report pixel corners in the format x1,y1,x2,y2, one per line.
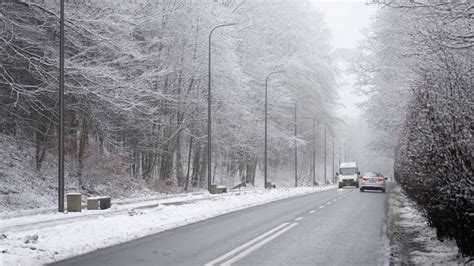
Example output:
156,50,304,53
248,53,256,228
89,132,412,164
387,184,464,264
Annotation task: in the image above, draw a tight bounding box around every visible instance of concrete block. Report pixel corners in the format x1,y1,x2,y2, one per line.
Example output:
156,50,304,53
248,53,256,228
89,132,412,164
99,196,111,209
67,193,82,212
87,198,100,210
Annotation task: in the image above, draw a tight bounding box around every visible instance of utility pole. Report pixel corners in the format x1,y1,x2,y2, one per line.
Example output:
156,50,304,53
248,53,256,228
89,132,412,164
58,0,65,213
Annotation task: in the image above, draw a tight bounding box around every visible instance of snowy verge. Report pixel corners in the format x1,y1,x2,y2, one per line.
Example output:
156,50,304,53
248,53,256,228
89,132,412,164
387,184,466,265
0,185,335,265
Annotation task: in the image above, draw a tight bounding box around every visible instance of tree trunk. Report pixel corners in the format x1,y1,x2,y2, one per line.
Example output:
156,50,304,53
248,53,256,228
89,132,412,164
191,143,201,187
199,145,208,188
239,154,246,184
212,158,218,184
34,129,47,171
175,131,184,186
184,135,193,191
246,155,257,185
78,118,88,181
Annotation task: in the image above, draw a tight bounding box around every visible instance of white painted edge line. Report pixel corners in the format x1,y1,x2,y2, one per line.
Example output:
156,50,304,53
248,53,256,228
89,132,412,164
204,223,290,266
220,223,299,266
309,210,316,214
319,206,324,209
295,217,304,221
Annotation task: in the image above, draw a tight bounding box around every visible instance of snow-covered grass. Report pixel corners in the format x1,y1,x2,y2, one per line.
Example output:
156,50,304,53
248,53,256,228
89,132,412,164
0,185,335,265
387,185,466,265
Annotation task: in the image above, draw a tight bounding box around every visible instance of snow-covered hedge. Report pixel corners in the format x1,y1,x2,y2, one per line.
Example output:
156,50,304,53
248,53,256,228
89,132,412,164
394,56,473,256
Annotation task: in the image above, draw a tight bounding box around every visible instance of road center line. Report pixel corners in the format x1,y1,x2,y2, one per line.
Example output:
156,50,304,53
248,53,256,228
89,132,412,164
309,210,315,214
204,223,290,266
295,217,303,221
319,205,324,209
332,199,337,202
326,202,331,205
220,223,299,266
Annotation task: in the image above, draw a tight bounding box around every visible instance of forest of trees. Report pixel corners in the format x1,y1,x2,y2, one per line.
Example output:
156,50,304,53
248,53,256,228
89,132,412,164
0,0,339,189
354,1,473,256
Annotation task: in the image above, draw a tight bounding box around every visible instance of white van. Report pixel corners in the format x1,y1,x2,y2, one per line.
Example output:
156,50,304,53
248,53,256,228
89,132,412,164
336,162,360,188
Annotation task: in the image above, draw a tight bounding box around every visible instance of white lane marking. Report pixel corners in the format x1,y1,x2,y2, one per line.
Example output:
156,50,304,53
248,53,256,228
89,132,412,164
319,206,324,209
220,223,299,266
295,217,304,221
332,199,337,202
204,223,290,266
309,210,316,214
326,202,331,205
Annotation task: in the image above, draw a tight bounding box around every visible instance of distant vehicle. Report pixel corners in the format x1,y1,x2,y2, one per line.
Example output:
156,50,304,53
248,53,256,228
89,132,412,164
336,162,360,189
359,172,387,192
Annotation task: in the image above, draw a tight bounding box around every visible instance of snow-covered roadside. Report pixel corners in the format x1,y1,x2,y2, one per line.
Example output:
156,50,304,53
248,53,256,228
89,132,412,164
387,185,466,265
0,190,208,221
0,185,335,265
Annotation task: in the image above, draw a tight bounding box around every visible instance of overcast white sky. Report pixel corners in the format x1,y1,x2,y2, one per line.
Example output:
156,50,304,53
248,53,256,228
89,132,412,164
310,0,378,118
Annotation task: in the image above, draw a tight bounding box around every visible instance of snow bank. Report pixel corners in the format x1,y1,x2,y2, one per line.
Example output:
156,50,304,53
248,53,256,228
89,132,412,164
0,185,335,265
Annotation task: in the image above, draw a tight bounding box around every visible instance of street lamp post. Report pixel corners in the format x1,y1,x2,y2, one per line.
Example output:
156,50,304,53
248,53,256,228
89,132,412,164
294,115,316,187
264,71,284,189
58,0,65,213
338,139,341,170
207,22,236,192
332,136,335,183
312,117,316,186
294,101,298,187
293,97,309,187
324,124,327,184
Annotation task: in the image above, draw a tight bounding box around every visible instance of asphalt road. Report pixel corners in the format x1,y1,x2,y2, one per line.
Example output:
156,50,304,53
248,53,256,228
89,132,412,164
54,184,392,266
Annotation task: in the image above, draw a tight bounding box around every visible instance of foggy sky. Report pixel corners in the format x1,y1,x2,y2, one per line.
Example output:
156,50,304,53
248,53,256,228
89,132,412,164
311,0,377,118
